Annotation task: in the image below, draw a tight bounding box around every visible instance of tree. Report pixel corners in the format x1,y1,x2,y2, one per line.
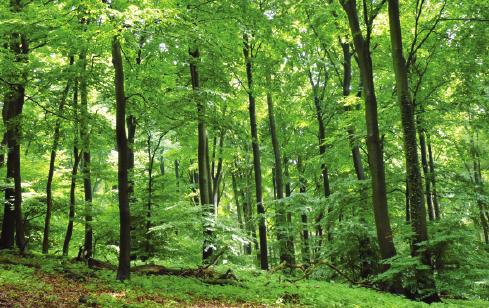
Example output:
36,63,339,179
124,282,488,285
112,35,131,281
243,33,269,270
387,0,439,301
339,0,400,290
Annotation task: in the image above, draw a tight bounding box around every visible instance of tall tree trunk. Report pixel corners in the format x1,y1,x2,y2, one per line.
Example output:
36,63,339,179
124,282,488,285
308,74,330,241
387,0,439,302
112,36,131,281
79,49,93,259
63,76,80,256
232,171,246,253
145,134,154,258
243,33,269,270
0,12,27,251
212,132,224,207
126,43,138,261
340,0,400,292
416,104,434,221
283,155,296,265
42,63,72,254
427,135,440,219
266,72,291,265
189,47,214,261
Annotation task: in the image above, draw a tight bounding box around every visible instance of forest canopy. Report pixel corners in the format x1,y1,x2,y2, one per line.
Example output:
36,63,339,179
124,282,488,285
0,0,488,306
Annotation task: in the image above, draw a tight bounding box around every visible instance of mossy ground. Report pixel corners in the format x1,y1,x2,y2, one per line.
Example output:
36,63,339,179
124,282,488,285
0,251,486,307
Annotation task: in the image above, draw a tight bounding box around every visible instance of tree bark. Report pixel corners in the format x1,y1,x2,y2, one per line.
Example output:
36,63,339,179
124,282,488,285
112,36,131,281
387,0,439,302
243,33,268,270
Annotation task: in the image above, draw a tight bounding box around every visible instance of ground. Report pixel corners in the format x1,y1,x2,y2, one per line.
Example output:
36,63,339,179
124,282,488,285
0,251,486,307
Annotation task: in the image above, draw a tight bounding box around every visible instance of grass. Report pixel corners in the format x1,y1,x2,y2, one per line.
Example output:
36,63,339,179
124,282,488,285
0,251,487,307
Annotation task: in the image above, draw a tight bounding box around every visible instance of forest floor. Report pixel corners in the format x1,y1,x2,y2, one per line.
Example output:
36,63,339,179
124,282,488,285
0,251,487,307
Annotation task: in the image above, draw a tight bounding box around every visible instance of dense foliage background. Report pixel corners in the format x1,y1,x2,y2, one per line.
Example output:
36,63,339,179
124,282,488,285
0,0,488,304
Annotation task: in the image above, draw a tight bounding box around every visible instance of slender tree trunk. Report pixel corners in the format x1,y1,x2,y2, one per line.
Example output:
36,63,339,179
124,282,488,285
212,132,224,207
63,77,80,256
387,0,439,302
266,72,291,265
79,49,93,259
42,67,72,254
310,83,330,241
297,156,310,264
427,135,440,219
189,47,215,261
283,155,296,265
416,105,434,221
243,33,268,270
340,0,400,292
112,36,131,280
175,160,180,195
126,36,141,260
145,134,154,257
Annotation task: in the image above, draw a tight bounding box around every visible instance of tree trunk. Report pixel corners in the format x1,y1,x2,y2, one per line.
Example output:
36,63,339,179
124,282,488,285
387,0,439,302
145,134,154,258
310,80,330,241
340,0,400,292
416,105,434,221
63,77,80,256
189,47,215,261
42,64,72,254
266,72,291,265
0,18,27,251
112,36,131,281
79,49,93,259
243,33,269,270
283,155,296,265
297,156,310,264
212,132,224,207
427,135,440,219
